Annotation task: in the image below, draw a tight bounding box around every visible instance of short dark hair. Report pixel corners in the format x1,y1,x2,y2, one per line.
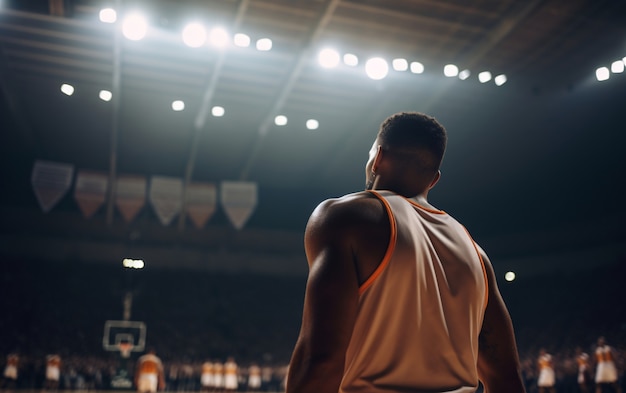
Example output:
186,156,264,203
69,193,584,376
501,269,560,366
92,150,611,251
377,112,447,171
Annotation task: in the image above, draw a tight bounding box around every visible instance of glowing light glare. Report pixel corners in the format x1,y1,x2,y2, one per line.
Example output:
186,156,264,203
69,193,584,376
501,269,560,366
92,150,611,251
318,48,340,69
410,61,425,74
99,8,117,23
365,57,389,80
343,53,358,66
274,115,288,126
306,119,319,130
392,58,408,71
212,106,225,117
123,258,145,269
478,71,492,83
99,90,112,102
494,74,508,86
171,100,185,111
458,69,471,80
122,13,148,41
504,271,516,282
443,64,459,77
611,60,624,73
182,23,206,48
209,27,229,48
256,38,272,51
595,67,610,81
60,83,74,96
233,33,250,47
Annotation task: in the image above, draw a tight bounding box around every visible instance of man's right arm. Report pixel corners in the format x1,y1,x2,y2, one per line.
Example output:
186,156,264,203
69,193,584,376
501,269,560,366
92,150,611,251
477,251,526,393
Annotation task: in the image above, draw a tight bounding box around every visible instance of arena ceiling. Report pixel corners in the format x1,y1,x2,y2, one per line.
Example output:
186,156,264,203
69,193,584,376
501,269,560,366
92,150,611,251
1,0,625,273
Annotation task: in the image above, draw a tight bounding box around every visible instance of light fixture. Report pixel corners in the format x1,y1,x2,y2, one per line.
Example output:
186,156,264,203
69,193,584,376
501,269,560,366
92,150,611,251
256,38,272,51
182,22,206,48
172,100,185,111
233,33,250,48
318,48,340,69
458,69,471,80
306,119,319,130
365,57,389,80
343,53,358,66
99,8,116,23
209,27,229,48
212,106,225,117
122,12,148,41
595,67,610,81
478,71,492,83
494,74,507,86
504,271,516,282
443,64,458,77
409,61,424,74
99,90,112,101
274,115,288,126
610,60,624,74
392,58,408,71
60,83,74,96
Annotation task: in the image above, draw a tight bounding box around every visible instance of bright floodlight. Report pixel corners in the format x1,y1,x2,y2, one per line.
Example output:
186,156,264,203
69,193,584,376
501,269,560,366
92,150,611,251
410,61,424,74
478,71,492,83
182,23,206,48
122,12,148,41
256,38,272,51
172,100,185,111
306,119,319,130
60,83,74,96
458,69,471,80
99,90,112,101
443,64,459,77
494,74,507,86
504,271,516,282
209,27,229,48
99,8,117,23
318,48,340,69
595,67,610,81
212,106,225,117
233,33,250,47
123,258,144,269
365,57,389,80
343,53,358,66
392,58,408,71
274,115,288,126
611,60,624,73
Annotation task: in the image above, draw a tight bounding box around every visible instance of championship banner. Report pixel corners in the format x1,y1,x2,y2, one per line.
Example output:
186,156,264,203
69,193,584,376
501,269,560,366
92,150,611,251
185,182,217,229
220,181,257,230
74,170,108,219
115,175,147,223
149,176,183,226
31,160,74,213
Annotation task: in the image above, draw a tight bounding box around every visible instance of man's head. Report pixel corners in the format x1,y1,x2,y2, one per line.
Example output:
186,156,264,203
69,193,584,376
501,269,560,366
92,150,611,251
365,112,448,197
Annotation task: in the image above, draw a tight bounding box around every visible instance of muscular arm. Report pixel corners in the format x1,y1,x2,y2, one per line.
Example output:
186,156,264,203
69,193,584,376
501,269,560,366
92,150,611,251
477,251,526,393
286,198,368,393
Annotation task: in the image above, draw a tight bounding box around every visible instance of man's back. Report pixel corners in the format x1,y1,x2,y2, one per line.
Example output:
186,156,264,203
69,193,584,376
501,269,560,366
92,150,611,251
340,191,487,393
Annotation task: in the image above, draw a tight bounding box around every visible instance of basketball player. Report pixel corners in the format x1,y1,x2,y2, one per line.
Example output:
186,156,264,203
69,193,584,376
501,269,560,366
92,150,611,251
537,349,556,393
213,360,224,392
200,360,214,392
134,348,165,393
286,112,525,392
44,354,61,391
247,362,262,392
576,346,591,393
223,357,238,392
594,337,621,393
2,353,19,390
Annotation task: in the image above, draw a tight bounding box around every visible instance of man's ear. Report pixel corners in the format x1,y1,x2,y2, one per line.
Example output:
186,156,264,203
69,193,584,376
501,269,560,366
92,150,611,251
428,170,441,189
372,145,384,172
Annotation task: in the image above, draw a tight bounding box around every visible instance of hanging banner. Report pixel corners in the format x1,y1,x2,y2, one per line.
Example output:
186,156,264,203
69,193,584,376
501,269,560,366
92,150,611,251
149,176,183,226
115,175,147,223
185,182,217,229
73,170,108,219
31,160,74,213
220,181,257,230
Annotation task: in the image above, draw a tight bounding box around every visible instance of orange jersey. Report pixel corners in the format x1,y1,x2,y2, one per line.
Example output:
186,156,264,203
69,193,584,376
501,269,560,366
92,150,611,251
7,354,18,367
46,355,61,368
577,353,589,368
596,346,614,363
225,362,237,376
202,362,213,374
539,354,553,370
137,354,163,375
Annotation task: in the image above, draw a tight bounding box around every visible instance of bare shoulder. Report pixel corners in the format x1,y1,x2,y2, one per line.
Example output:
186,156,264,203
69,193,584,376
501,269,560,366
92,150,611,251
307,191,387,234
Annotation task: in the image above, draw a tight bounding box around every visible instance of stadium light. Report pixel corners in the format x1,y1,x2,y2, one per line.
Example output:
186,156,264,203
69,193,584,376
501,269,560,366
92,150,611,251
123,258,144,269
99,90,112,102
182,22,207,48
410,61,424,74
595,67,610,81
458,69,471,80
494,74,507,86
365,57,389,80
504,271,516,282
122,12,148,41
233,33,250,48
256,38,272,51
478,71,492,83
209,27,229,48
60,83,74,96
443,64,459,77
392,58,408,71
274,115,288,126
343,53,358,66
99,8,117,23
611,60,624,74
306,119,319,130
171,100,185,111
212,106,225,117
318,48,340,69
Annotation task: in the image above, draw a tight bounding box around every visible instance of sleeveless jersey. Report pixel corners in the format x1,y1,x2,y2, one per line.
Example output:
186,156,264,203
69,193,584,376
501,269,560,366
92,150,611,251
339,191,488,393
137,354,163,376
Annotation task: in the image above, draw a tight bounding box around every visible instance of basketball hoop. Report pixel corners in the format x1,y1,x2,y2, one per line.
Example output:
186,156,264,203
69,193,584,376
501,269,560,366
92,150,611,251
119,342,134,358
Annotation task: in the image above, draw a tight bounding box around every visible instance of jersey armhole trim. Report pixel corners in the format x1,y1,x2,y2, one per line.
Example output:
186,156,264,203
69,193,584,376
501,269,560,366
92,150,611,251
463,226,489,312
359,190,397,295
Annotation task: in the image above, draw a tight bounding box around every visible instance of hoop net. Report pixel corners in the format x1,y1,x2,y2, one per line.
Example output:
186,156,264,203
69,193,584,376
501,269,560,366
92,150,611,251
119,342,134,358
